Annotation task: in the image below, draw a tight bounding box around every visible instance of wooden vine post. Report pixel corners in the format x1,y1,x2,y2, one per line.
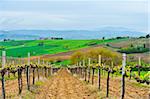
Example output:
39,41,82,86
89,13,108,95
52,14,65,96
32,66,35,85
7,57,11,78
111,61,114,78
92,58,96,85
138,57,141,76
88,58,91,83
98,55,101,90
82,60,84,78
18,67,23,94
26,52,30,90
106,69,110,97
121,53,126,99
44,66,47,77
77,62,79,75
84,67,87,81
1,51,6,99
37,57,40,80
42,60,45,76
49,63,52,76
83,60,87,81
92,66,95,85
79,62,82,77
129,67,132,80
47,62,49,76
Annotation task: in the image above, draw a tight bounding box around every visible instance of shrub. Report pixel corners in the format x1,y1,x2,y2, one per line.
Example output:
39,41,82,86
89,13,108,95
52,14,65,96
38,42,44,46
118,47,149,54
87,42,97,46
71,51,84,64
71,47,122,66
0,46,5,50
143,72,150,81
146,34,150,38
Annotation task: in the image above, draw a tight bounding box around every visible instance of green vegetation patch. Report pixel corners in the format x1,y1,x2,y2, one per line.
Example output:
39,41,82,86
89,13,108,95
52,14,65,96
0,39,127,57
54,60,71,67
118,47,149,54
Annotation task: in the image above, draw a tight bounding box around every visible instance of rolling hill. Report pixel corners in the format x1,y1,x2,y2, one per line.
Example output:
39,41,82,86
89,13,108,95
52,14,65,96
0,38,128,57
0,27,146,40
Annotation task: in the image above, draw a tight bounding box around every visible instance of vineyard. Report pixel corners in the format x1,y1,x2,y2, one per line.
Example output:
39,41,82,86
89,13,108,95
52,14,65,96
1,0,149,98
0,48,149,99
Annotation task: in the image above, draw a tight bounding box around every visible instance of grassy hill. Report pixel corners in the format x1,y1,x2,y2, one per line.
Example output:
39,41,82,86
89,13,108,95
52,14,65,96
0,39,128,57
103,38,150,63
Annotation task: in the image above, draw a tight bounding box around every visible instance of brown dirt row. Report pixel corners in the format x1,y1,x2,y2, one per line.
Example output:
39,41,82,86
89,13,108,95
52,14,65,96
0,73,46,99
0,69,149,99
35,69,100,99
83,73,150,99
0,76,27,98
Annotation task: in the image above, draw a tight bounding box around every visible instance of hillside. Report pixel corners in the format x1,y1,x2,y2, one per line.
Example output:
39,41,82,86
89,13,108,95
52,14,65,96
0,27,146,40
103,38,150,63
0,38,128,57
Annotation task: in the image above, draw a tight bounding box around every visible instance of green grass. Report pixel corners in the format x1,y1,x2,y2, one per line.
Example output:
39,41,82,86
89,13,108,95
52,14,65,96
54,60,71,67
118,47,149,54
130,81,149,88
0,39,128,57
0,74,18,81
35,81,45,86
22,91,35,99
125,71,148,77
132,71,148,76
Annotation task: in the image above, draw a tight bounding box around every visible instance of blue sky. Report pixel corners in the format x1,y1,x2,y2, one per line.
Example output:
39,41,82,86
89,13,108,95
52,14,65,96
0,0,149,32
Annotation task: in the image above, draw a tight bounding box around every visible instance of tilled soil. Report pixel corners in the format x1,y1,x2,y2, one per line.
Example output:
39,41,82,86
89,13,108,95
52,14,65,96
0,75,28,98
1,69,149,99
90,73,150,99
35,69,99,99
0,74,41,98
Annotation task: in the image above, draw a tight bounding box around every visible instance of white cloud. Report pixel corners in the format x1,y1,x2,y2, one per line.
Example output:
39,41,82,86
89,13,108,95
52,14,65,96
0,0,148,32
0,11,78,29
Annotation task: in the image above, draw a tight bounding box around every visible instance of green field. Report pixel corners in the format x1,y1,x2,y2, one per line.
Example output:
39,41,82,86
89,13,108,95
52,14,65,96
0,39,128,57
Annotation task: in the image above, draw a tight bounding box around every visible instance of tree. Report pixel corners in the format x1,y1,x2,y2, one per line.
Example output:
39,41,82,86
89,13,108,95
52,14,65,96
102,37,105,40
0,46,5,50
143,44,146,48
3,38,11,41
71,47,122,66
71,51,84,65
38,42,44,46
130,44,134,47
146,34,150,38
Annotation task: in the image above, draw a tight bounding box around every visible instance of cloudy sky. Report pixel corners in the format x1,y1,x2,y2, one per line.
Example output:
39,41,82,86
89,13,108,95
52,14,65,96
0,0,149,32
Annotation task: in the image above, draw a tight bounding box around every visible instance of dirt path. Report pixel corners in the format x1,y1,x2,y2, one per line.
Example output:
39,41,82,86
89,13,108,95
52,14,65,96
35,69,99,99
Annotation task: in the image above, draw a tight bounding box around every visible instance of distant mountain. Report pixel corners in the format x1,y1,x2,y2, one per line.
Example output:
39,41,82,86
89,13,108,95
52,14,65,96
0,27,146,40
0,31,39,40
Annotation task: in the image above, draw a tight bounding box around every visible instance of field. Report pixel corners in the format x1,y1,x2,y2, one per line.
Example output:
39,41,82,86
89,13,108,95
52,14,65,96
106,38,149,48
103,38,150,63
0,38,128,57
